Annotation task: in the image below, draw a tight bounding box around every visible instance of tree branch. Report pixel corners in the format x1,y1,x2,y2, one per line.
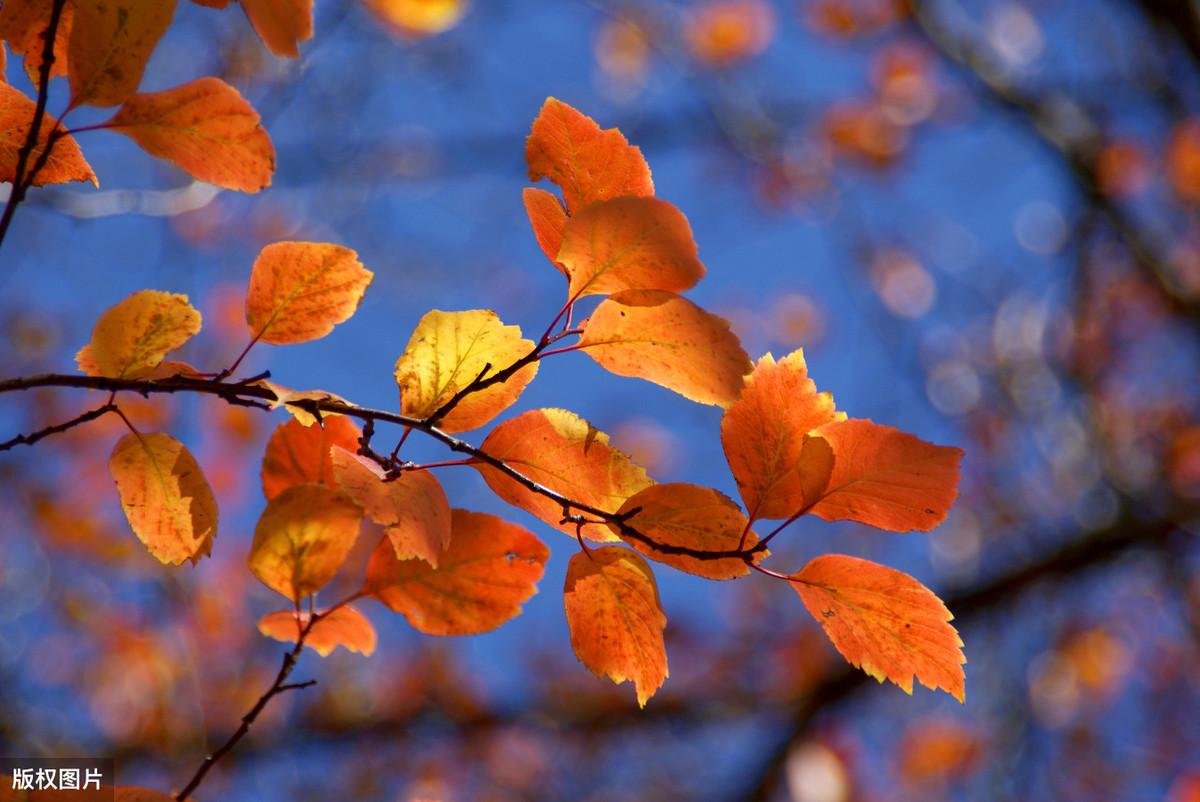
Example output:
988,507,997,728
0,401,117,451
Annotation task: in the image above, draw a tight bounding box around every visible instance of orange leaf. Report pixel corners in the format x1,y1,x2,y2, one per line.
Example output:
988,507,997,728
720,350,841,519
241,0,313,58
525,97,653,214
68,0,176,107
0,82,96,186
798,418,963,532
248,483,362,601
257,605,377,656
523,186,568,275
76,290,201,379
684,0,776,68
330,446,452,567
564,546,668,707
109,432,219,566
613,483,760,580
557,197,705,299
260,415,362,501
0,0,73,83
364,0,469,39
474,408,654,542
245,241,374,345
365,509,549,635
394,309,538,433
579,290,751,406
791,554,965,701
107,77,275,192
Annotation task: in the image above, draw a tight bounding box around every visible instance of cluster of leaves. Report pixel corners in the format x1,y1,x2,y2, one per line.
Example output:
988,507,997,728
66,98,966,710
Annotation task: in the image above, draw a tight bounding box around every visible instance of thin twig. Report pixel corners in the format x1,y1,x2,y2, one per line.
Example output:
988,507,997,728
0,402,116,452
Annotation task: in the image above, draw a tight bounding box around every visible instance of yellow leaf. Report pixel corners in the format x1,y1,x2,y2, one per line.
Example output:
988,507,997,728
253,380,352,427
241,0,313,58
798,418,963,532
613,483,760,580
364,0,469,39
330,446,452,567
248,483,362,601
579,289,751,406
564,547,668,707
526,97,653,214
107,77,275,192
257,605,377,657
69,0,176,107
260,415,362,501
720,350,841,519
0,82,96,187
791,554,966,701
109,432,218,566
77,290,201,379
365,509,549,635
557,197,704,299
474,408,654,542
394,309,538,433
245,241,373,345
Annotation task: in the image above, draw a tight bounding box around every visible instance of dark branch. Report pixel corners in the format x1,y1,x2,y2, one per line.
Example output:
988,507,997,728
0,402,116,452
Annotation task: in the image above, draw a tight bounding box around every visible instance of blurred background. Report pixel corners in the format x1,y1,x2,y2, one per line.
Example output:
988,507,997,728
2,0,1200,800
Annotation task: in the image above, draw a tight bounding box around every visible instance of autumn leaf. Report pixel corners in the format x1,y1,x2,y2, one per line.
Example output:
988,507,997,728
106,77,275,192
109,432,218,566
69,0,177,108
260,415,363,501
613,483,760,580
258,605,377,657
245,241,374,345
557,197,705,299
526,97,653,214
564,547,668,707
474,408,654,542
248,483,362,601
721,350,842,519
253,380,352,427
76,290,201,379
0,0,73,83
798,418,963,532
0,82,96,187
523,187,568,275
365,509,549,635
579,290,751,406
241,0,314,58
330,446,452,567
364,0,469,39
394,309,538,433
791,554,966,701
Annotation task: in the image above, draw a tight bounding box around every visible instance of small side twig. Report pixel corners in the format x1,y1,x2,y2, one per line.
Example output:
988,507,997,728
0,402,116,452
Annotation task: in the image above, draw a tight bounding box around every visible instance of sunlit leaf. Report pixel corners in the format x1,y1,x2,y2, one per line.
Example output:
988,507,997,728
0,0,73,83
69,0,176,107
720,350,841,519
76,290,201,379
798,418,963,532
364,0,468,39
613,483,760,580
107,77,275,192
0,82,96,187
526,97,653,214
245,241,373,345
109,432,218,566
331,446,452,567
791,554,965,701
241,0,313,58
523,186,568,276
474,408,654,542
394,309,538,433
579,290,751,406
257,605,377,657
261,415,362,501
248,483,362,601
366,509,549,635
557,197,705,299
564,546,667,707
